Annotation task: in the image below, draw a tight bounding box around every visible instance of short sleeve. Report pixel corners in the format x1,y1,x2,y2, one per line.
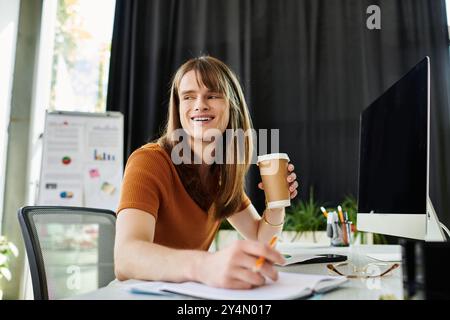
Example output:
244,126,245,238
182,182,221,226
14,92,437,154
116,146,172,220
239,192,252,211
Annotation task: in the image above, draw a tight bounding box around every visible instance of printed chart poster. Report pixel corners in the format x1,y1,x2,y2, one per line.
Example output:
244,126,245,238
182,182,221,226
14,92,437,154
84,165,122,211
39,181,83,206
84,120,123,210
38,111,123,211
38,118,84,206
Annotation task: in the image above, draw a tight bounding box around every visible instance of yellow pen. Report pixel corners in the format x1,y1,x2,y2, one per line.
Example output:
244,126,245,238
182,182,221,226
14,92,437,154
253,235,278,272
337,205,344,223
320,206,328,218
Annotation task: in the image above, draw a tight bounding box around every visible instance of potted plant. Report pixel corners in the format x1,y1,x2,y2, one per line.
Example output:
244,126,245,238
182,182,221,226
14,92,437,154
0,236,19,300
284,187,327,243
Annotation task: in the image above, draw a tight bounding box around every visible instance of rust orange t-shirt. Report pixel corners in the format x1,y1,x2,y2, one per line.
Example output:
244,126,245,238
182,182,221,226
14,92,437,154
117,143,252,250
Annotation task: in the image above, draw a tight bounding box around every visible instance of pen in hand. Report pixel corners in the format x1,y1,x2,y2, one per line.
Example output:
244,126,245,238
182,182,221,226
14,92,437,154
253,235,278,273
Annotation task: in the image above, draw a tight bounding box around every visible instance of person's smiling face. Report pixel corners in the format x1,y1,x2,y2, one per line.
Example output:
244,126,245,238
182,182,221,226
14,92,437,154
178,70,230,141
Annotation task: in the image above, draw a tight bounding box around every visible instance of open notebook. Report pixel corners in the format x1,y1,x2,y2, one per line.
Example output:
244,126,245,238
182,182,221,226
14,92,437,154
128,272,347,300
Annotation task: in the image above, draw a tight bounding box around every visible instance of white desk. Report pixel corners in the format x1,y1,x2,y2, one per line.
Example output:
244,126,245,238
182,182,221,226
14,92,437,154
69,244,403,300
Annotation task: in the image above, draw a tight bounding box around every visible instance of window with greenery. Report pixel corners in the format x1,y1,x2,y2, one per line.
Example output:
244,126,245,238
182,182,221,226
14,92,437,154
49,0,115,112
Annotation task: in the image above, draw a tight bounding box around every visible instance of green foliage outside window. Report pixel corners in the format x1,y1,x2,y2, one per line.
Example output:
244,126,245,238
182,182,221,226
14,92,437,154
0,236,19,299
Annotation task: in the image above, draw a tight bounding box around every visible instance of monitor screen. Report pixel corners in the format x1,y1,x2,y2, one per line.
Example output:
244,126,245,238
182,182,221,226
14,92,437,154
358,58,428,214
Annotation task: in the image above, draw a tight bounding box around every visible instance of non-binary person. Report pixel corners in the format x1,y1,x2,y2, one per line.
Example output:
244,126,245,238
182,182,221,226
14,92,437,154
114,56,299,289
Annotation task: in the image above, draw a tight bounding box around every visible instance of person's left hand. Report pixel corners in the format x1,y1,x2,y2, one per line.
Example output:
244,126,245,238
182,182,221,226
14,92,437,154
258,163,299,199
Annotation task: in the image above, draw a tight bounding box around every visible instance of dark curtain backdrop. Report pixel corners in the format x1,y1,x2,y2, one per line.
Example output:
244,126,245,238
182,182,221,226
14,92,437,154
107,0,450,227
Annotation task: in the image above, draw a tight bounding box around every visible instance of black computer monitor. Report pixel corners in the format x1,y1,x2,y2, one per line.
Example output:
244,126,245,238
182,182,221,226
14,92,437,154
356,57,445,240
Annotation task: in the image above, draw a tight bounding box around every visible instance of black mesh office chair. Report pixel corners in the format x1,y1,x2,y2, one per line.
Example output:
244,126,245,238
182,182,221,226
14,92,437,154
18,206,116,300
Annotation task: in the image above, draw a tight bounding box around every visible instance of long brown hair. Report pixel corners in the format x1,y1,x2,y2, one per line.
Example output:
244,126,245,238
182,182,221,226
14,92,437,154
157,56,253,220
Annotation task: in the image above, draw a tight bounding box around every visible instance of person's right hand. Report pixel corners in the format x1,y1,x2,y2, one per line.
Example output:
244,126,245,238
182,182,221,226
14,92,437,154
196,239,285,289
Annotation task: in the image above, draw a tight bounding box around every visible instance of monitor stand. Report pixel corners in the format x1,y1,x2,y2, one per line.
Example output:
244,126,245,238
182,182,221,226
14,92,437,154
425,197,447,241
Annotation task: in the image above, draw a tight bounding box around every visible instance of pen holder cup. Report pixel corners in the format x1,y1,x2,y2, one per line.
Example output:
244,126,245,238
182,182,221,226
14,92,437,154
329,221,352,247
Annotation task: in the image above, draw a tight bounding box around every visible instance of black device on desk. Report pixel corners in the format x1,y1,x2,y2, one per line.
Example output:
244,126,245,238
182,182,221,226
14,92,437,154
402,240,450,299
282,254,347,265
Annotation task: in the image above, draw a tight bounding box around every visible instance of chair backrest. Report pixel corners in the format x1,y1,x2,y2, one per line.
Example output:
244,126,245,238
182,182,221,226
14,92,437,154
18,206,116,300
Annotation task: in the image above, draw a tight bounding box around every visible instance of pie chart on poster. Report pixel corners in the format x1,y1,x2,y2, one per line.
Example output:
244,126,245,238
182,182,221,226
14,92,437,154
60,191,74,199
62,156,71,165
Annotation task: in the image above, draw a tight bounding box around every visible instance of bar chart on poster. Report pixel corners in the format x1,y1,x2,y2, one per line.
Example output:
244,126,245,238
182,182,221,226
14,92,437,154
37,111,124,211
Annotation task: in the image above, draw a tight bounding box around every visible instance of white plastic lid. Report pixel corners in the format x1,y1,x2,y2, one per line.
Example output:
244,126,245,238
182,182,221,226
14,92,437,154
257,153,290,163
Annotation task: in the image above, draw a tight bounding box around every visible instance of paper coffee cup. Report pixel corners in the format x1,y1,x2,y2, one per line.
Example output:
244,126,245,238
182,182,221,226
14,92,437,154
257,153,291,209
